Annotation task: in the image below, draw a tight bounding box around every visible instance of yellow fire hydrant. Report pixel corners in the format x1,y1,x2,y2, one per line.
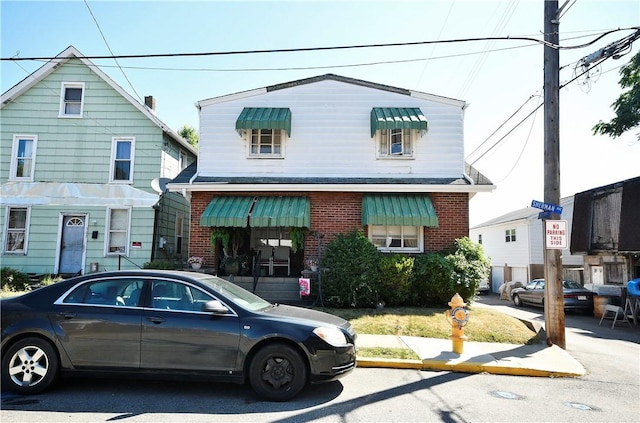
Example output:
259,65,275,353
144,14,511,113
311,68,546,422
446,293,469,354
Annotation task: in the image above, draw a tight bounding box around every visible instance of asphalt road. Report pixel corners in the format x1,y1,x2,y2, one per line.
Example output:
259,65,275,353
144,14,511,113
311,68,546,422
1,295,638,422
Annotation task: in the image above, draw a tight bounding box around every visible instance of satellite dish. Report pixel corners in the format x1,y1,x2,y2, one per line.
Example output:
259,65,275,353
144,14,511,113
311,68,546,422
151,178,172,194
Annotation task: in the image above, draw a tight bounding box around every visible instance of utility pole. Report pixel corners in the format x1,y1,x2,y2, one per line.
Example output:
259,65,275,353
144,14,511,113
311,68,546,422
543,0,565,348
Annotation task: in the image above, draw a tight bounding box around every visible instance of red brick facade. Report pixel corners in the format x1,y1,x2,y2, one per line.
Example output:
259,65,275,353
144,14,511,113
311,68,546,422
188,191,469,268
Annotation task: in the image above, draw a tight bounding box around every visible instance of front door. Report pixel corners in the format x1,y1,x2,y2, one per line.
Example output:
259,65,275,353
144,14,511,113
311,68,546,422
59,215,86,274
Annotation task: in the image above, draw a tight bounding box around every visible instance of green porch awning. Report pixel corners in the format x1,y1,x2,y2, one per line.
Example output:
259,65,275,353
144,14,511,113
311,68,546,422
370,107,428,137
362,194,439,227
200,196,255,227
236,107,292,136
250,196,310,228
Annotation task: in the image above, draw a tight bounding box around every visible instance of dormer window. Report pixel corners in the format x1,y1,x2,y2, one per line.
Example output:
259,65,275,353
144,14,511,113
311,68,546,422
371,107,427,159
59,82,85,118
236,107,291,159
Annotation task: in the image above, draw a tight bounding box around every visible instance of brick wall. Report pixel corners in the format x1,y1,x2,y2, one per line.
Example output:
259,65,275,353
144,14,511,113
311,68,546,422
188,191,470,266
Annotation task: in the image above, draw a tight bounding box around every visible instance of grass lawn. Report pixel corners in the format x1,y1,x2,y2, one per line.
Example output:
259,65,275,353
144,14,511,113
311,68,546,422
326,305,539,345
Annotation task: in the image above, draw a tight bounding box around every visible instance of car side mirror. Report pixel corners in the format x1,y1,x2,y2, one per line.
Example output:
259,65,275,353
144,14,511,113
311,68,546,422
203,300,229,314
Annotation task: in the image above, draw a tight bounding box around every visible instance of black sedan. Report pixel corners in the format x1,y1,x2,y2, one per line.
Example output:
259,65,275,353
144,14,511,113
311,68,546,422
1,270,357,401
511,278,594,312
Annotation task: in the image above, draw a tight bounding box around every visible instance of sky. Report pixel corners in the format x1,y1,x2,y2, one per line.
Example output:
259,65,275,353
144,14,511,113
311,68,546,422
2,0,639,226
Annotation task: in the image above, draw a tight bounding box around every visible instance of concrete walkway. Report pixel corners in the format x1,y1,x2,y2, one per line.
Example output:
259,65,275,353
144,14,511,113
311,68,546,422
355,334,586,377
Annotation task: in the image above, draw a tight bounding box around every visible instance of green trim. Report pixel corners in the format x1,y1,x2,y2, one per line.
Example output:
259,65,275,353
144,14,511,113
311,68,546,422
362,194,438,227
250,196,310,228
200,196,255,227
236,107,292,136
370,107,428,137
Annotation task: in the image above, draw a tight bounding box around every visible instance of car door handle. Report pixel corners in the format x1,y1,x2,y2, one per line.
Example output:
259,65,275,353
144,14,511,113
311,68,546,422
146,316,165,324
58,312,76,319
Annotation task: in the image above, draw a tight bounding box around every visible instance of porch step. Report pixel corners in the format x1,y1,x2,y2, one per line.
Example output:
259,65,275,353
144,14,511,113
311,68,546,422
224,276,314,306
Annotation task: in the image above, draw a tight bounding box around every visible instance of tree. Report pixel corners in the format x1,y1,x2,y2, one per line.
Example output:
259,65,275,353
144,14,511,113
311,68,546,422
178,124,199,148
592,51,640,142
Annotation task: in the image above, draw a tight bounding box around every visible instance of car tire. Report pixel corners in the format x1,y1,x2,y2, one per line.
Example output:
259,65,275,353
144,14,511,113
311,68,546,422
1,337,59,395
248,343,308,402
513,294,522,307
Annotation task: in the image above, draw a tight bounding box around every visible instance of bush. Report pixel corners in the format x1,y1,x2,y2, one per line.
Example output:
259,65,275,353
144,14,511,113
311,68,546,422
143,260,181,270
377,254,414,306
1,267,31,292
322,230,381,308
411,253,454,306
445,237,490,303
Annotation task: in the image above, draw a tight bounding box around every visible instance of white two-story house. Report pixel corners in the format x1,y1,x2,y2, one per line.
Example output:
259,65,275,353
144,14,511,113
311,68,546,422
169,74,493,289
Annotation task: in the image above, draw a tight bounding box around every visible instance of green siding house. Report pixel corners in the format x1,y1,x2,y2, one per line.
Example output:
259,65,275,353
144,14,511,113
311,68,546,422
0,46,197,276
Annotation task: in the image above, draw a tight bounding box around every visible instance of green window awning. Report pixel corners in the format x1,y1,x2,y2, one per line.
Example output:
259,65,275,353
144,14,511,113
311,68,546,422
200,196,255,227
250,196,310,228
370,107,428,137
362,194,439,227
236,107,292,136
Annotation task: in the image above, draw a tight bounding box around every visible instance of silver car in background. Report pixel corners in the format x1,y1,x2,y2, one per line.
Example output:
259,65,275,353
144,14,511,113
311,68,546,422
511,279,594,313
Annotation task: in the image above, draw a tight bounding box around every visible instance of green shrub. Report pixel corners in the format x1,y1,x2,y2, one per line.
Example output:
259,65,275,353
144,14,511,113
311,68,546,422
377,254,414,306
411,253,454,306
322,230,381,308
1,267,31,292
445,237,490,303
143,260,181,270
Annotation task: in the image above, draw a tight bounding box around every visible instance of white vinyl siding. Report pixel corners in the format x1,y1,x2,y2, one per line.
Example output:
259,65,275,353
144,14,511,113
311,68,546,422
110,137,135,183
106,207,131,255
10,135,37,181
197,80,464,178
4,207,30,254
59,82,85,118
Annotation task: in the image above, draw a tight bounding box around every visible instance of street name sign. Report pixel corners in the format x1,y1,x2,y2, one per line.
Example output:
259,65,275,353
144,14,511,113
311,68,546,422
531,200,563,215
545,220,568,249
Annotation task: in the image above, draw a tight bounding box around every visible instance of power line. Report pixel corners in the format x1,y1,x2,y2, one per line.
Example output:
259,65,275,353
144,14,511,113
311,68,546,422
83,0,143,103
3,27,636,62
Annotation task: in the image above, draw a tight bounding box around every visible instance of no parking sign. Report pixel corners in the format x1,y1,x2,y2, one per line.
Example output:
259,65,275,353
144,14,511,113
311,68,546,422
545,220,568,249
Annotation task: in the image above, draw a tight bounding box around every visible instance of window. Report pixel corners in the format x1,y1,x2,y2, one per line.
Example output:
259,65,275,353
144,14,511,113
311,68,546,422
152,280,215,312
175,213,184,255
106,208,130,255
59,82,84,117
378,129,413,157
369,225,422,252
10,135,37,180
505,229,516,243
179,150,188,170
478,234,483,245
250,129,282,157
62,279,143,307
110,137,135,182
4,207,30,254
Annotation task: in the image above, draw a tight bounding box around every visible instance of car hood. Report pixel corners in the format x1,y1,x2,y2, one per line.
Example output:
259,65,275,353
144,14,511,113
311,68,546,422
263,304,352,331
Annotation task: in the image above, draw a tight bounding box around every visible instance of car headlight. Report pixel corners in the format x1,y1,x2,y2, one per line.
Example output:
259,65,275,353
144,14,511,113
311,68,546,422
313,326,348,347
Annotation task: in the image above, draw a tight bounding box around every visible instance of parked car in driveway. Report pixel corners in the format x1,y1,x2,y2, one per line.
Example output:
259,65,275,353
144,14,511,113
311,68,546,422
511,278,594,312
1,270,357,401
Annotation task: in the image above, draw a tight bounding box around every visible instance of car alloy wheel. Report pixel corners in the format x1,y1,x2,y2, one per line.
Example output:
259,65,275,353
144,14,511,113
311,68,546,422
513,294,522,307
249,343,308,401
2,337,59,395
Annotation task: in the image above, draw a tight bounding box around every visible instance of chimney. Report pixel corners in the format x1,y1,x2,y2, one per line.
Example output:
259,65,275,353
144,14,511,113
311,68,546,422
144,96,156,112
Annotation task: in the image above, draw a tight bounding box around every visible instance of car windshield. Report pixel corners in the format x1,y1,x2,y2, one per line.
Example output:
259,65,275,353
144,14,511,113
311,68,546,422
198,275,272,311
563,280,583,289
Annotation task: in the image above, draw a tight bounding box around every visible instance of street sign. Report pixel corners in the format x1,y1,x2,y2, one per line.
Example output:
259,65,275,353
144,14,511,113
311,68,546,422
545,220,568,249
538,211,551,220
531,200,563,215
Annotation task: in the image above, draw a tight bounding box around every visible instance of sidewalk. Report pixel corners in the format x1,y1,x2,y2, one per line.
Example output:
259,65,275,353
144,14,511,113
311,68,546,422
355,333,586,377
